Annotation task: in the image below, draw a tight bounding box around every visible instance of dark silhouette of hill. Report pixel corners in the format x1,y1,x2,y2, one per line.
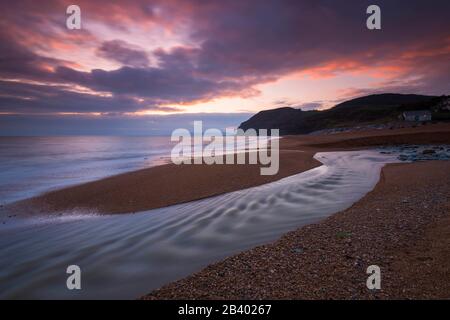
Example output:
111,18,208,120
238,93,446,135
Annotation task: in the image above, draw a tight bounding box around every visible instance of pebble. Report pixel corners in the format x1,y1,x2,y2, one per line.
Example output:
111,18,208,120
392,144,450,162
292,248,303,254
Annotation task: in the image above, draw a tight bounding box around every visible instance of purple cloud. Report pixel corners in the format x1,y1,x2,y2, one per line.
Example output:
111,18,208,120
97,40,150,67
0,0,449,118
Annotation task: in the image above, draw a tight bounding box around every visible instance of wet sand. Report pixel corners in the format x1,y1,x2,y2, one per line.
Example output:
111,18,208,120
12,150,320,215
143,160,450,299
10,123,450,215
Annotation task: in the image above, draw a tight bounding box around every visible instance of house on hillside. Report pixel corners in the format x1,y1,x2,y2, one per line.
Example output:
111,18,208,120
402,110,432,122
434,97,450,111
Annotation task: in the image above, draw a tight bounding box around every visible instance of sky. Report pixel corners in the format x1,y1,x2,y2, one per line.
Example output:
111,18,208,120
0,0,449,135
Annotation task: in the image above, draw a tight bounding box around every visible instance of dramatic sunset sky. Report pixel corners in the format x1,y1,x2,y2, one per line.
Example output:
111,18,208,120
0,0,449,135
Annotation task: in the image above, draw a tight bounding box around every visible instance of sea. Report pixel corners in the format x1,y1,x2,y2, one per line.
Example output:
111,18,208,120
0,136,174,205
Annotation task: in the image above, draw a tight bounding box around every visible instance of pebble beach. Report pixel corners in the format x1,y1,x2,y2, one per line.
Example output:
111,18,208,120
143,160,450,299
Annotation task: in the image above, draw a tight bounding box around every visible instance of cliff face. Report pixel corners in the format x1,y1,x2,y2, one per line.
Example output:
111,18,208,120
238,93,440,135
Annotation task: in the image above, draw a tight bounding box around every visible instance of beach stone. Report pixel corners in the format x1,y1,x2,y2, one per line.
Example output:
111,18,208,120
422,149,435,155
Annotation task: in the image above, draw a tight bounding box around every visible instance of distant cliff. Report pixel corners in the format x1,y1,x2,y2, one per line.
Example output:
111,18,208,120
239,93,444,135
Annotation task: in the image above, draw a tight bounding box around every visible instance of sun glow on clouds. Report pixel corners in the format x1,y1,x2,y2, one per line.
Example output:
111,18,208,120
123,58,432,115
35,4,196,73
158,68,387,114
1,78,113,98
1,0,449,122
128,109,178,116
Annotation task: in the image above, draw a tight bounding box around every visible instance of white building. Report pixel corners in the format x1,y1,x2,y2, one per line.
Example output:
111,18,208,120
402,110,432,122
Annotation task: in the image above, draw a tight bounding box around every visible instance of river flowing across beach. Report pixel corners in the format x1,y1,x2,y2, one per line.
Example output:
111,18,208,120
0,147,400,299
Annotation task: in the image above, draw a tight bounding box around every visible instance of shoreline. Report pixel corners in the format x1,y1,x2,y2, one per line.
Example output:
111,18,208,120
0,149,398,299
7,123,450,216
9,149,321,216
143,160,450,299
1,124,449,299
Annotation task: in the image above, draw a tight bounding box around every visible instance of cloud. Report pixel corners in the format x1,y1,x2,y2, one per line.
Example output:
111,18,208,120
268,99,324,111
0,0,449,118
0,80,180,114
97,40,150,67
296,102,324,111
53,64,258,104
0,30,64,81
